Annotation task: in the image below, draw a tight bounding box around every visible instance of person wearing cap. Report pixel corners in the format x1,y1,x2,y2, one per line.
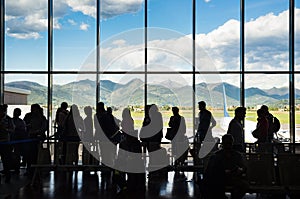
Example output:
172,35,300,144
227,107,246,152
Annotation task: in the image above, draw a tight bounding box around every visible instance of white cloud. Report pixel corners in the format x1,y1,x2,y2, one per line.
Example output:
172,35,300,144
93,8,300,89
100,0,144,19
4,1,300,90
80,22,89,31
5,0,144,39
6,31,41,40
204,0,211,2
68,19,77,26
66,0,97,18
112,39,127,47
195,9,300,72
5,0,48,39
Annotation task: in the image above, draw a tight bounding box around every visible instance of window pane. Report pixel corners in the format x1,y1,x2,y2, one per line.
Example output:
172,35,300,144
196,0,240,71
99,74,145,129
53,74,97,107
52,74,96,136
295,75,300,142
245,74,289,142
100,0,144,41
148,0,192,71
147,74,193,139
4,74,48,119
53,0,96,71
100,0,144,72
245,0,289,71
5,0,48,71
296,1,300,71
100,29,145,71
196,74,240,140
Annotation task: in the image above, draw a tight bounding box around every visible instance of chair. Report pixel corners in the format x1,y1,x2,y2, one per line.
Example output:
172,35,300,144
277,154,300,197
245,153,284,194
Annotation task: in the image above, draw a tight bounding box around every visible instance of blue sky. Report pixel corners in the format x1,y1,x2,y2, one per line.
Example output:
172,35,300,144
3,0,300,89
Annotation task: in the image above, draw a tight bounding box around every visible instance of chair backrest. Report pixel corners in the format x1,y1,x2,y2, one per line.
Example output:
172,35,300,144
245,153,276,186
277,153,300,186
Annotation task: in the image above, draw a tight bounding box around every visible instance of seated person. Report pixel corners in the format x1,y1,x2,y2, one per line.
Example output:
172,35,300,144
201,134,249,199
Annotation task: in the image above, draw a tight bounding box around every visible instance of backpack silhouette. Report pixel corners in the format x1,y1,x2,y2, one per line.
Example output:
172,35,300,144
272,116,280,133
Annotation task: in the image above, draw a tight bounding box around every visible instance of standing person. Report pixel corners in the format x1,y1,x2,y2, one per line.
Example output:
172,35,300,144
54,102,69,138
167,107,188,167
0,104,14,183
192,101,216,163
23,103,47,176
227,107,246,153
94,102,118,181
261,105,280,142
107,107,121,129
63,104,84,165
140,104,163,153
11,108,27,173
82,106,95,166
139,104,165,180
115,108,145,193
196,101,216,143
252,109,268,143
94,102,107,167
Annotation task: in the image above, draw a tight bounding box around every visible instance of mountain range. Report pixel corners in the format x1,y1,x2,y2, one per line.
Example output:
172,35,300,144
5,79,299,108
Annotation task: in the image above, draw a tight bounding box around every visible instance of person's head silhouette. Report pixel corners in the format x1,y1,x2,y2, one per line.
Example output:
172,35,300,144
222,134,234,150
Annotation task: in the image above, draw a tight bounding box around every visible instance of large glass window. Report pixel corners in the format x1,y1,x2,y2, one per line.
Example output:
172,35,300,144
1,0,300,145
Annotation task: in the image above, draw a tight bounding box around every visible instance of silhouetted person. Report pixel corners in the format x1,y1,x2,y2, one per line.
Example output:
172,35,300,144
140,104,166,180
0,104,14,182
107,107,121,130
261,105,280,142
82,106,95,166
253,109,268,143
168,107,188,166
227,107,246,153
192,101,216,164
55,102,69,138
23,103,47,176
196,101,216,143
202,134,248,199
63,104,84,165
115,108,145,194
94,102,118,181
94,103,119,144
12,108,27,173
140,104,163,153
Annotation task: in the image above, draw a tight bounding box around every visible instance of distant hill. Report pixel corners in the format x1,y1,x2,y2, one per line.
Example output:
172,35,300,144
5,78,299,108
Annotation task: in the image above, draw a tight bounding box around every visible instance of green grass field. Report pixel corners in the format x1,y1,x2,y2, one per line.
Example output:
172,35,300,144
121,110,297,128
114,110,300,131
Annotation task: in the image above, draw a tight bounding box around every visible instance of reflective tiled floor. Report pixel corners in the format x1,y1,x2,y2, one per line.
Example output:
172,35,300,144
0,169,264,199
